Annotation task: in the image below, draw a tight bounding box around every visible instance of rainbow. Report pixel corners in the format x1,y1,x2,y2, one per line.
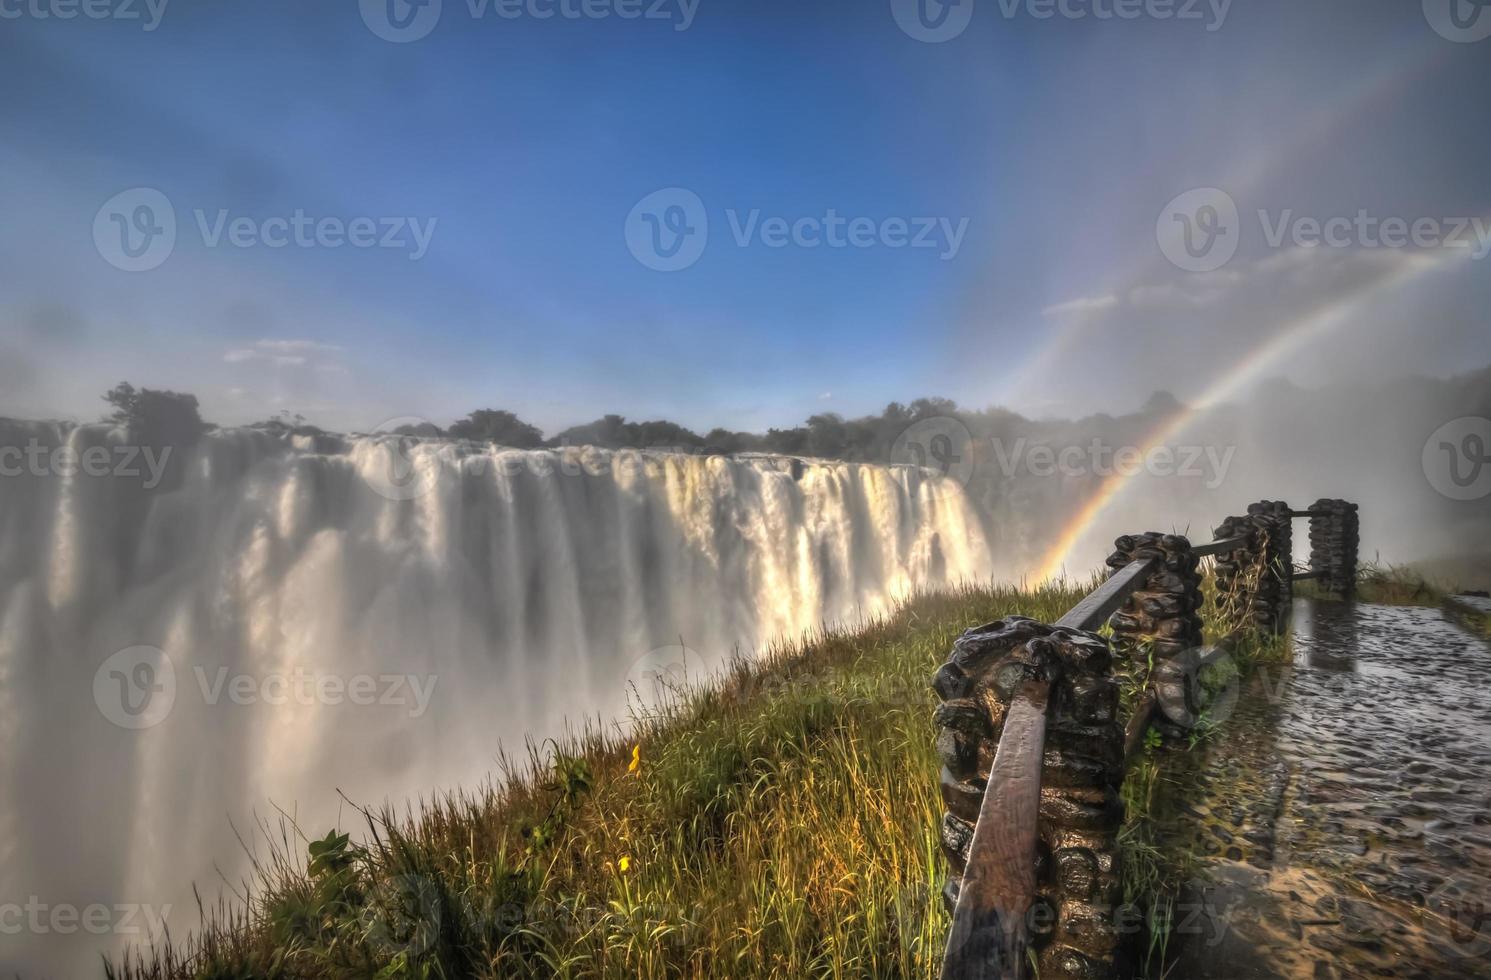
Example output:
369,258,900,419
1033,247,1467,582
997,40,1456,411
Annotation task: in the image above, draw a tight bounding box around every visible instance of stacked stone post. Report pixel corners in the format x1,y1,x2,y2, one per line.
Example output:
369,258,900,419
933,617,1126,979
1104,532,1204,664
1308,498,1359,597
1214,500,1293,635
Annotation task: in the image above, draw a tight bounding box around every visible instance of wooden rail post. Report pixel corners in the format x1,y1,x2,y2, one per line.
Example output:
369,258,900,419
934,618,1126,979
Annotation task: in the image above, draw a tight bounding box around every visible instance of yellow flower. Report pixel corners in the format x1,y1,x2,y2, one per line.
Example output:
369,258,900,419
618,855,631,873
627,744,641,775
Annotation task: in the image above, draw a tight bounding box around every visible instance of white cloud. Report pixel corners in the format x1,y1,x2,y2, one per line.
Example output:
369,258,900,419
1041,294,1118,318
223,339,344,370
256,339,343,355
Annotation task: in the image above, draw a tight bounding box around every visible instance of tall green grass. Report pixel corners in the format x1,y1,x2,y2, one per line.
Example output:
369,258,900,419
109,582,1097,980
1293,559,1457,607
109,572,1285,980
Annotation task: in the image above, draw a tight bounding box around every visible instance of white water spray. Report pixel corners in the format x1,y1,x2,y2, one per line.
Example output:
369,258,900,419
0,421,991,972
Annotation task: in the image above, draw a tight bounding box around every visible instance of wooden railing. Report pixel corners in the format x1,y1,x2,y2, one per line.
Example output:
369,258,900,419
936,500,1359,979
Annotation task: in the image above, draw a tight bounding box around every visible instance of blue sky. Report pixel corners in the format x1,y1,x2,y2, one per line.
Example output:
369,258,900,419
1,0,1488,434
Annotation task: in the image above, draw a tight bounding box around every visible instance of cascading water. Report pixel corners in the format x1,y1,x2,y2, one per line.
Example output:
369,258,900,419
0,421,992,973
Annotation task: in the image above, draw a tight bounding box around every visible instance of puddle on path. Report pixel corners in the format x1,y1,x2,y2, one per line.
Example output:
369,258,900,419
1153,599,1491,979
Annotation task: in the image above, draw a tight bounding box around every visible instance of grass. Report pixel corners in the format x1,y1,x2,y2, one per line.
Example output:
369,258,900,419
1293,558,1484,608
109,581,1095,980
109,568,1296,980
1333,560,1491,637
1115,619,1290,976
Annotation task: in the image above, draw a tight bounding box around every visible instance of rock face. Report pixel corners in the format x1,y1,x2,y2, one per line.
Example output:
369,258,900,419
1105,531,1205,662
1215,501,1294,635
932,617,1127,980
1308,498,1359,597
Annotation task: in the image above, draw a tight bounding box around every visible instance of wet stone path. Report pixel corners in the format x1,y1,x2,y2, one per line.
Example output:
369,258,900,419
1158,599,1491,979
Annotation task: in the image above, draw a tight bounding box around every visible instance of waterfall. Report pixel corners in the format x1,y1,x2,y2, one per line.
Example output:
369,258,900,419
0,421,992,972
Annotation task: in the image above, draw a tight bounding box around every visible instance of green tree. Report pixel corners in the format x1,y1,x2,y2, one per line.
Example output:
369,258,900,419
908,397,959,421
763,426,808,455
449,409,544,448
102,382,207,447
804,412,848,459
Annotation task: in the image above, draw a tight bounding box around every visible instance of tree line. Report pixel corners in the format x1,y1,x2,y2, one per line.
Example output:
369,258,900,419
95,383,1058,463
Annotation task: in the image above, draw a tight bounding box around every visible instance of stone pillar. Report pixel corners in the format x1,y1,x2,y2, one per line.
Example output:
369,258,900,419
1308,498,1359,597
1214,500,1293,635
933,617,1126,980
1105,532,1204,664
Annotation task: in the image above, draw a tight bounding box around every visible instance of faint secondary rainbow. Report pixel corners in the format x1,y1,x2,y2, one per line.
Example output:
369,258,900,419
1032,247,1467,582
994,40,1455,410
